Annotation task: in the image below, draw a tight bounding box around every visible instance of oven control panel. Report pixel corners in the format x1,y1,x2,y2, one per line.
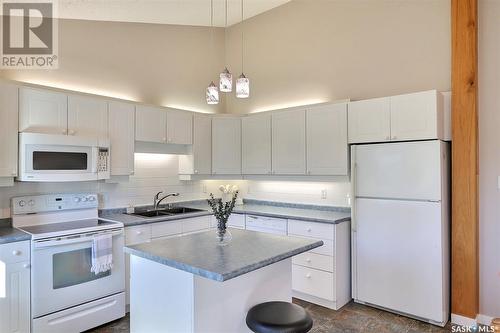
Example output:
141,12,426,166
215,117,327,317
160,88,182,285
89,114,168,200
12,193,98,215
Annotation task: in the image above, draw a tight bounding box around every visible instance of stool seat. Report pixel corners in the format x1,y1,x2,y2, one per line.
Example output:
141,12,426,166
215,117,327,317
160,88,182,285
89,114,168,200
246,301,313,333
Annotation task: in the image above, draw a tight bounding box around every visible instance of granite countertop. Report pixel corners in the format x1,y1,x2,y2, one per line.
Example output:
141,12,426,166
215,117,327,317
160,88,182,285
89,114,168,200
0,226,31,245
100,200,350,227
125,228,323,281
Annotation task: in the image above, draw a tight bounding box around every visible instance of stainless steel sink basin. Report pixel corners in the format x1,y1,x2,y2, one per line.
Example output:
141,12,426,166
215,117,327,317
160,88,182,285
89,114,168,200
129,207,204,218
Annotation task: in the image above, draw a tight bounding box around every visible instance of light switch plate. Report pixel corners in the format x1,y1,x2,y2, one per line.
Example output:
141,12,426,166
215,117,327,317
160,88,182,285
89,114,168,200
321,189,327,199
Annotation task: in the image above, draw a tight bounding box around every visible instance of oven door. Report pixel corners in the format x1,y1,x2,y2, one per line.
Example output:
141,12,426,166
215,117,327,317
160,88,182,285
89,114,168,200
31,229,125,318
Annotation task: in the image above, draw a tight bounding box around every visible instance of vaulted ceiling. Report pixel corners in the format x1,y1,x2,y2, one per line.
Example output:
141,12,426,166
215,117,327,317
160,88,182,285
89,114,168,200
57,0,292,27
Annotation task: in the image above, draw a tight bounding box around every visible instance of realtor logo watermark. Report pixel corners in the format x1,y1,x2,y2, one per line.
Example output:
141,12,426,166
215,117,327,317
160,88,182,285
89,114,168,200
1,0,58,68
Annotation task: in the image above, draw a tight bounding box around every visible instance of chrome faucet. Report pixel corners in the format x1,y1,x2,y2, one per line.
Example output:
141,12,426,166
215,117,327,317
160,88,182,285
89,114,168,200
153,191,180,211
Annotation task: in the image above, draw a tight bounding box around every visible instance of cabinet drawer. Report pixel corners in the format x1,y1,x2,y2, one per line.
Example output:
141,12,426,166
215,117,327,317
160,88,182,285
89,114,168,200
246,215,287,235
125,225,151,245
0,240,30,263
288,219,334,240
292,265,334,301
182,216,210,234
292,252,334,272
151,220,182,238
290,235,334,256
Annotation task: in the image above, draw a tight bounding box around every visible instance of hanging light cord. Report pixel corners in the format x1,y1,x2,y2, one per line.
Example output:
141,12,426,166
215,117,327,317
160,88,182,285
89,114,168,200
241,0,244,74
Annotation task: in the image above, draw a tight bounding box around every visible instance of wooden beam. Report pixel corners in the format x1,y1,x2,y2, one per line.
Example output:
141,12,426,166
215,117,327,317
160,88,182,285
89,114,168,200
451,0,479,319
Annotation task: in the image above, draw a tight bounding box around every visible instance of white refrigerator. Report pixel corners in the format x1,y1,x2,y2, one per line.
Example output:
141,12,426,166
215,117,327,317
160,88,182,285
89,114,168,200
351,140,450,327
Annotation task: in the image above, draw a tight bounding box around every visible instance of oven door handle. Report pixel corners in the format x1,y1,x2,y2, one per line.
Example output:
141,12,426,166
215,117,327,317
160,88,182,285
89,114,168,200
33,229,123,249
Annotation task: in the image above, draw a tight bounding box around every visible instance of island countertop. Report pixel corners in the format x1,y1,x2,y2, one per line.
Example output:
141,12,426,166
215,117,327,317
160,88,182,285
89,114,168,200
124,228,323,282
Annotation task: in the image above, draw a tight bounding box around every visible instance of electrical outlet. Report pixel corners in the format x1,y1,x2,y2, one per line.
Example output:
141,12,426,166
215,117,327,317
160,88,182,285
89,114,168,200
321,189,327,199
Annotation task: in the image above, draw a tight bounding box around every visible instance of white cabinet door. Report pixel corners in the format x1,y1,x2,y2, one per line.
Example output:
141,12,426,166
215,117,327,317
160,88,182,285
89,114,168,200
68,95,108,143
272,110,306,175
0,83,19,178
166,109,193,144
212,117,241,175
135,105,167,143
390,90,443,141
0,261,31,333
242,114,272,175
193,115,211,174
348,97,391,143
19,87,68,134
306,103,348,175
109,101,135,176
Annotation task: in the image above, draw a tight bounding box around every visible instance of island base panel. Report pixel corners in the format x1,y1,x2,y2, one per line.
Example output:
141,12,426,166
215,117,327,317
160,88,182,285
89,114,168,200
129,255,292,333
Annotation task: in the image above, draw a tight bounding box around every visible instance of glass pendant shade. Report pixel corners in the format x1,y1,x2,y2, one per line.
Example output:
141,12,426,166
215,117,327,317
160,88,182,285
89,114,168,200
236,73,250,98
206,81,219,105
219,67,233,92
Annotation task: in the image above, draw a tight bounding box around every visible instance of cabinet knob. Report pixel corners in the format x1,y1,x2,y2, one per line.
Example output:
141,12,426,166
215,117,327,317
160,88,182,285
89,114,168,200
69,130,76,135
136,231,143,235
305,273,311,279
23,263,30,269
12,250,21,256
130,171,134,175
307,170,311,175
194,170,198,174
11,171,16,176
392,136,397,140
168,138,172,142
62,129,67,134
163,137,167,142
306,258,311,263
307,228,312,232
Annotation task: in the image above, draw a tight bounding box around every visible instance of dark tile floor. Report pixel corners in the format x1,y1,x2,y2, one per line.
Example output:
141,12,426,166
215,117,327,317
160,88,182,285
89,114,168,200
87,299,453,333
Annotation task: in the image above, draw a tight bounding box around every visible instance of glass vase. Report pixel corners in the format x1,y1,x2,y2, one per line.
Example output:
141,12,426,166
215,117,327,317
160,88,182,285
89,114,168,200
215,226,232,246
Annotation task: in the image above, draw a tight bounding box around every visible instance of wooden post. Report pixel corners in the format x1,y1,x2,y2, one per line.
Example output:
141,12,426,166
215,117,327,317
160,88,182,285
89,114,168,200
451,0,479,320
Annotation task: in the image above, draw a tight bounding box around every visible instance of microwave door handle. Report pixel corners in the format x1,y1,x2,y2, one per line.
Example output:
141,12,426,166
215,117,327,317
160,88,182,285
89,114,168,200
91,147,98,174
33,230,122,249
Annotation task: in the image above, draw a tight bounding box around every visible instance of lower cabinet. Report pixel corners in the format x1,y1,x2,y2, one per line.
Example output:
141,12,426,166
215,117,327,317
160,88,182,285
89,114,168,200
288,219,351,310
0,241,31,333
124,216,211,308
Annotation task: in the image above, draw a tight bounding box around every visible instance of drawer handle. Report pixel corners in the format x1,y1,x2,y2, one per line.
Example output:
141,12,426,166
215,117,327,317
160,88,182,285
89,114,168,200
136,231,143,235
306,258,311,263
305,273,311,279
12,250,21,256
23,263,30,269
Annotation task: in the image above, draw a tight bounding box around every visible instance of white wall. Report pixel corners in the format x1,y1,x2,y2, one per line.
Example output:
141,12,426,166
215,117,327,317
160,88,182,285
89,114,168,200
478,0,500,320
225,0,451,114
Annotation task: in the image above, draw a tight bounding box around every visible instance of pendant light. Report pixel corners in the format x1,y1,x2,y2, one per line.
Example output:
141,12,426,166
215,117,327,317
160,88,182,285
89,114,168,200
236,0,250,98
219,0,233,92
206,0,219,105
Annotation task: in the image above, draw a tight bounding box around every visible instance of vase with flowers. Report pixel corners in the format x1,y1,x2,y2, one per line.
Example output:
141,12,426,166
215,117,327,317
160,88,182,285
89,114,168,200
207,185,239,246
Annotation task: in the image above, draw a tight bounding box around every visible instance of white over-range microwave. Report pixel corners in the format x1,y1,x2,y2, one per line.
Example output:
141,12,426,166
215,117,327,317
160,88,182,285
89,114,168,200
18,132,110,182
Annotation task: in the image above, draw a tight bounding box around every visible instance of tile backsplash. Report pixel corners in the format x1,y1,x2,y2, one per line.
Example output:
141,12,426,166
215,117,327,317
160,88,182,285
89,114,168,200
0,153,351,218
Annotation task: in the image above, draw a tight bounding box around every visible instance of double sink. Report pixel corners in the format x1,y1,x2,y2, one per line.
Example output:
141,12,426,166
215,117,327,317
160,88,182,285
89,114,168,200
128,207,205,218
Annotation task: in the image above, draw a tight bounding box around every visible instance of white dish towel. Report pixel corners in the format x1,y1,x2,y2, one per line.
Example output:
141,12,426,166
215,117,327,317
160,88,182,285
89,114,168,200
91,233,113,275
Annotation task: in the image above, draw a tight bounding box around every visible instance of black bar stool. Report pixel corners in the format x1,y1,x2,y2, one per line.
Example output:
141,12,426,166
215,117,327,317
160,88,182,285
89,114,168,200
246,301,313,333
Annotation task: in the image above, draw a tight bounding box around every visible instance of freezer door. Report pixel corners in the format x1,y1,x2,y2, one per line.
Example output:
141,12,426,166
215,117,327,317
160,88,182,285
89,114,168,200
354,198,447,324
353,140,443,201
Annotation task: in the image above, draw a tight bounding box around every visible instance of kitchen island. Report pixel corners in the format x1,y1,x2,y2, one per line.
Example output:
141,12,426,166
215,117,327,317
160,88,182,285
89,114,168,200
125,228,323,333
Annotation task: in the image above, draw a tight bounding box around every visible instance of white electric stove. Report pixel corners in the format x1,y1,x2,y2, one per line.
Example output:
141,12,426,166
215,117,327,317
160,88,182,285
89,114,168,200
12,193,126,333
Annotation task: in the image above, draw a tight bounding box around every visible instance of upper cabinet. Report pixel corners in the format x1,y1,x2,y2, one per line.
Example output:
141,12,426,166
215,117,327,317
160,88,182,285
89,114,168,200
212,117,241,175
19,87,68,135
68,95,108,143
348,97,391,144
390,90,443,141
348,90,445,144
109,101,135,176
135,105,167,143
179,114,212,176
135,106,193,145
166,109,193,144
242,114,272,175
0,82,19,182
272,110,306,175
306,103,348,175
